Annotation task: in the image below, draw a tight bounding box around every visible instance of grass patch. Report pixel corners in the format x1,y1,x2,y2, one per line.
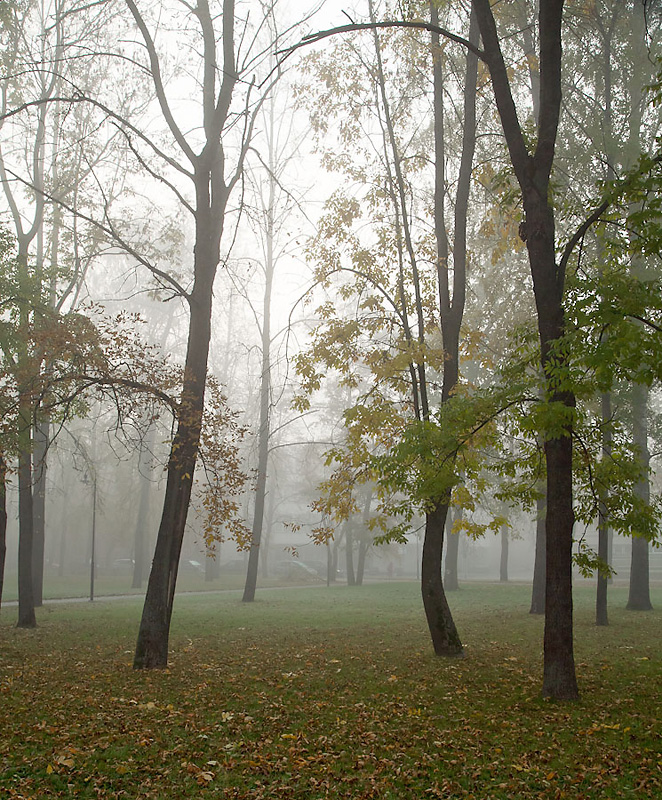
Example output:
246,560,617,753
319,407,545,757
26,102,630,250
1,582,660,798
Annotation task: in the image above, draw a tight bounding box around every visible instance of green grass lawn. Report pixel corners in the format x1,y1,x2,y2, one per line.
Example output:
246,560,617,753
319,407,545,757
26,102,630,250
0,582,660,798
0,567,318,602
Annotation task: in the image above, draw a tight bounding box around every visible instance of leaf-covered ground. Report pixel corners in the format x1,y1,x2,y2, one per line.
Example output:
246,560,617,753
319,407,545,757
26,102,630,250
0,582,660,798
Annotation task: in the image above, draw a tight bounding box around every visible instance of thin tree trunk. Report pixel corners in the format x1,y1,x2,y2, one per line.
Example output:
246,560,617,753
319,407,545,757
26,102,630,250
444,507,460,591
345,522,356,586
31,418,48,606
17,404,37,628
419,5,477,657
242,63,278,602
499,523,509,583
0,453,7,612
627,382,653,611
596,391,611,626
355,488,372,587
242,217,273,602
356,535,368,586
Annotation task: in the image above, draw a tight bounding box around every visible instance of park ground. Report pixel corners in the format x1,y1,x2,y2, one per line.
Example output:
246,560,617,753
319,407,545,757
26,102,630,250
0,581,660,799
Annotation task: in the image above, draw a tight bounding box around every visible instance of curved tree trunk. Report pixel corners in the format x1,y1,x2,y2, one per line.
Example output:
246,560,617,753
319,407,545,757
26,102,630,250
134,287,213,667
132,0,239,669
422,503,463,655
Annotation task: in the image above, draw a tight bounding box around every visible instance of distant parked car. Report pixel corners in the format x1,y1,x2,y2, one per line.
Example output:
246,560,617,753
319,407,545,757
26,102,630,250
306,560,344,580
218,560,248,574
274,560,322,582
180,559,205,574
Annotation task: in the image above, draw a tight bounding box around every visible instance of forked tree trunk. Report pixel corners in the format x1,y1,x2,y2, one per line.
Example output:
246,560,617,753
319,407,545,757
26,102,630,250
419,5,478,656
473,0,579,700
132,0,238,668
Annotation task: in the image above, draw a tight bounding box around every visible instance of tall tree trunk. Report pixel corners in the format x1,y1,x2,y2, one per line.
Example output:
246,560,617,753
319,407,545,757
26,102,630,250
242,64,279,602
242,217,273,603
0,453,7,612
17,402,37,628
132,0,238,668
627,382,653,611
134,291,213,667
530,488,546,614
596,391,611,626
419,5,478,657
32,418,48,606
473,0,579,700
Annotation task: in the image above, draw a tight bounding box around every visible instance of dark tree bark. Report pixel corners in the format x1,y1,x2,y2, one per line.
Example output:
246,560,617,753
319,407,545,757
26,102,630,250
473,0,579,699
530,490,546,614
627,382,653,611
422,503,462,654
134,0,241,669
